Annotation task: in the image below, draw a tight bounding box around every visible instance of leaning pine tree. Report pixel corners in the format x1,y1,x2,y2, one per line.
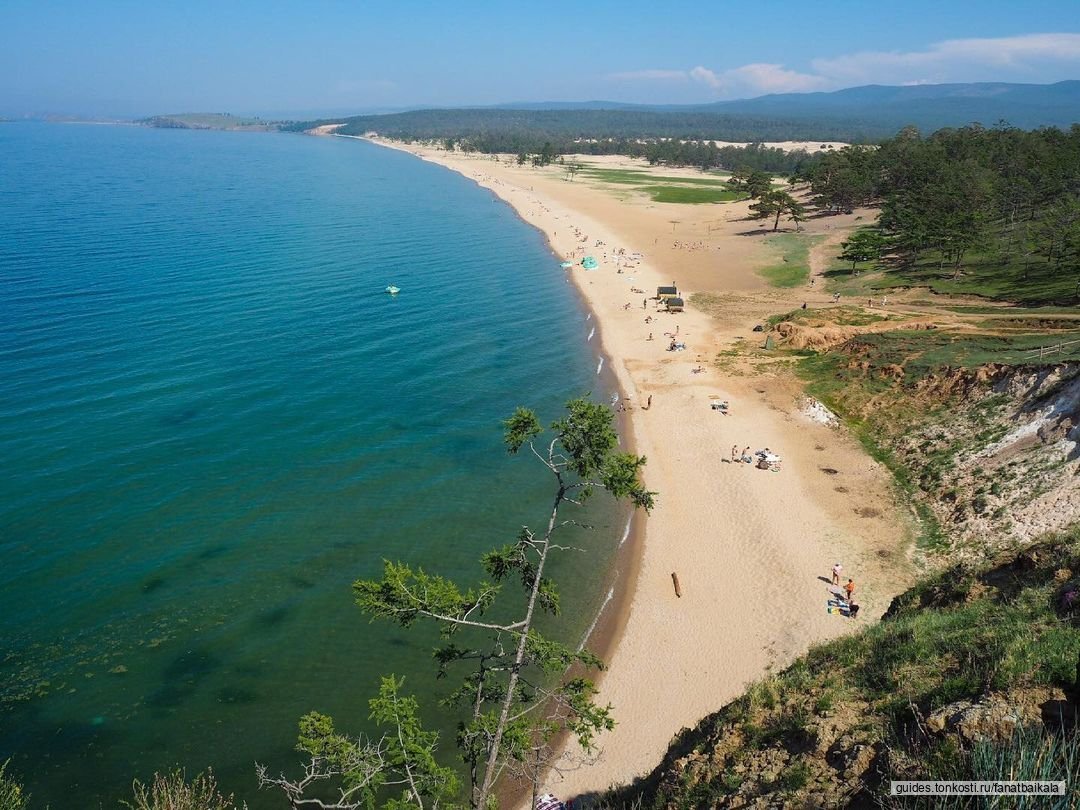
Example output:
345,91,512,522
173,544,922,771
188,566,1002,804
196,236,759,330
259,398,654,809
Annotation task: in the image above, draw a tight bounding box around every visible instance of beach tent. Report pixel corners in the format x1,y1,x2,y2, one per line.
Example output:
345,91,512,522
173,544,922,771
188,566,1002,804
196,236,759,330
582,256,599,270
665,296,685,312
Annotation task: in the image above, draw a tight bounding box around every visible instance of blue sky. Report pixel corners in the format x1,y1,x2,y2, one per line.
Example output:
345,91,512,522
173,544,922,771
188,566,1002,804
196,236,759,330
3,0,1080,117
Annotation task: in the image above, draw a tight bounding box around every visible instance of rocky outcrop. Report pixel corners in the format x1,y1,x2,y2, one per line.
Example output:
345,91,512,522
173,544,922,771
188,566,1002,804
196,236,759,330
924,689,1060,742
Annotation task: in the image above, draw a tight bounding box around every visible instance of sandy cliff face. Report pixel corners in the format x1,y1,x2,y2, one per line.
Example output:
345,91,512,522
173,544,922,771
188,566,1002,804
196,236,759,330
892,362,1080,555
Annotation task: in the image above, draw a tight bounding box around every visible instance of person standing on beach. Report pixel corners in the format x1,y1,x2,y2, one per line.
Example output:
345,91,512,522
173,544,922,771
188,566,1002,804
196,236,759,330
832,563,842,585
844,578,856,602
643,298,647,309
731,445,739,463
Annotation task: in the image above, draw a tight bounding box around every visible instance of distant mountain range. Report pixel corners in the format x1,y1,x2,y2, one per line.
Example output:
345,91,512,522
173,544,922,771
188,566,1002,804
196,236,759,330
488,81,1080,132
137,81,1080,143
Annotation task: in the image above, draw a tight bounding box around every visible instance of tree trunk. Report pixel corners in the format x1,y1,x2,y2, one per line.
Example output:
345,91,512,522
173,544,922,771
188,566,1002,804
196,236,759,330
476,486,565,809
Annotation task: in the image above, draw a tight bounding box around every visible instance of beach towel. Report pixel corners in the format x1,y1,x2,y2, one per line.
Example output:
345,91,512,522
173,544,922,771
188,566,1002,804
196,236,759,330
535,794,566,810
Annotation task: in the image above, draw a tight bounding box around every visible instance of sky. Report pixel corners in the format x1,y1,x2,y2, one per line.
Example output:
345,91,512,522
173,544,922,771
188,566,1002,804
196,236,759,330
3,0,1080,118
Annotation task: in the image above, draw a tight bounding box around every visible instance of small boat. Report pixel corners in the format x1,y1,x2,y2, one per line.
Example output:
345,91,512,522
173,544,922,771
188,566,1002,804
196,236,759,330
385,285,400,295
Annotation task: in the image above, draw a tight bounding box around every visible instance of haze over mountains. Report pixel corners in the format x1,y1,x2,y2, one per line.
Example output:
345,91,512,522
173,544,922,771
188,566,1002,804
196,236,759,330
496,81,1080,127
270,80,1079,147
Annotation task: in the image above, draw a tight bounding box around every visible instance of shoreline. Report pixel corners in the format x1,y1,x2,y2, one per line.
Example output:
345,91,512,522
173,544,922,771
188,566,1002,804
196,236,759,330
364,135,653,708
360,132,648,678
353,136,915,802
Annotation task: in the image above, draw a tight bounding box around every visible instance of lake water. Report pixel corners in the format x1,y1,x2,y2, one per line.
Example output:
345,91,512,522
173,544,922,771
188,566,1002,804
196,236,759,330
0,123,621,806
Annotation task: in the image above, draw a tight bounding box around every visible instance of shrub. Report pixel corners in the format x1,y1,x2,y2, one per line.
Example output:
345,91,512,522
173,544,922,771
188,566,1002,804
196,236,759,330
778,760,811,792
0,760,29,810
125,770,246,810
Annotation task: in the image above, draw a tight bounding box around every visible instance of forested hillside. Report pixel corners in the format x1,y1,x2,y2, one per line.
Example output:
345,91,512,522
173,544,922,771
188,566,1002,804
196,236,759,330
285,107,875,146
701,80,1080,132
797,124,1080,300
286,81,1080,157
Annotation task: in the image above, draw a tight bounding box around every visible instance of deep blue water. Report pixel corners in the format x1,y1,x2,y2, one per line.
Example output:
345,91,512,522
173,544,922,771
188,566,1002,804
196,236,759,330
0,123,619,806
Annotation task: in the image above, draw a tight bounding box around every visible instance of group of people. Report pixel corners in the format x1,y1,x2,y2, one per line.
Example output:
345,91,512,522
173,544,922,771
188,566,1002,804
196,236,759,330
830,562,860,618
729,445,781,470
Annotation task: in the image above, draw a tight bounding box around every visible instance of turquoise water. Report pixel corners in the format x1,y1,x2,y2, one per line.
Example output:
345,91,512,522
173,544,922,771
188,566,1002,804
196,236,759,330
0,123,620,806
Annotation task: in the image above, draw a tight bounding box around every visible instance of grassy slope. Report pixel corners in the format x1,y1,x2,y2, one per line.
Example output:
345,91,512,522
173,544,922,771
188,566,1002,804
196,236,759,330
603,530,1080,809
823,234,1080,308
758,233,824,287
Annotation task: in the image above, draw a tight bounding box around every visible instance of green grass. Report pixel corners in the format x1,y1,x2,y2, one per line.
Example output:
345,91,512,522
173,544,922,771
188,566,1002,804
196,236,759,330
766,305,891,328
823,249,1080,308
976,316,1080,332
579,168,730,186
641,185,742,204
575,168,742,204
758,233,823,288
806,528,1080,717
880,253,1080,306
945,305,1080,316
824,329,1080,373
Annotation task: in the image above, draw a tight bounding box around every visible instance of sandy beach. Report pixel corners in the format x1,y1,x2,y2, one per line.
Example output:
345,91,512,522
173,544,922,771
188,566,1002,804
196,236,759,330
355,137,914,802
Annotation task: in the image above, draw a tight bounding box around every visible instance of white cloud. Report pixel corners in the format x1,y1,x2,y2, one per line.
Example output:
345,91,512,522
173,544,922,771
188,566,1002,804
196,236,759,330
688,66,723,89
716,63,831,94
607,63,828,96
606,33,1080,99
811,33,1080,84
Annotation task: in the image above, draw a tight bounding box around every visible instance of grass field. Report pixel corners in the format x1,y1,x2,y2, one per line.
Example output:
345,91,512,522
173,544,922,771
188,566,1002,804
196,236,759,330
758,233,823,287
576,167,742,204
642,186,742,204
578,167,731,186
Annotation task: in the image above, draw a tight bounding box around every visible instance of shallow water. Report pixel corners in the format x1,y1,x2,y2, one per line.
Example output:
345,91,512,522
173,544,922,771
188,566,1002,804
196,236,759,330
0,123,620,805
